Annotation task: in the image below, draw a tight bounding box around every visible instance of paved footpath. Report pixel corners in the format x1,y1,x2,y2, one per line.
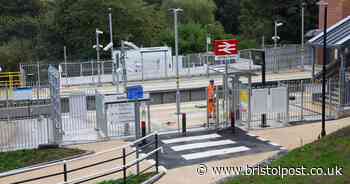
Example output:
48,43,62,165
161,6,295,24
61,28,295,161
3,117,349,184
1,140,153,184
156,117,350,184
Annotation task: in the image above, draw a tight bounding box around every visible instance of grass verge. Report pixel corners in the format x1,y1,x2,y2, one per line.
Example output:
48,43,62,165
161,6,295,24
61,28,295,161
225,125,350,184
98,173,156,184
0,148,85,173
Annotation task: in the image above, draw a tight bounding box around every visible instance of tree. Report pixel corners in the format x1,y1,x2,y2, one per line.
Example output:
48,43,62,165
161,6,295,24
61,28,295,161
214,0,240,34
239,0,318,45
162,0,217,25
0,0,47,70
45,0,168,60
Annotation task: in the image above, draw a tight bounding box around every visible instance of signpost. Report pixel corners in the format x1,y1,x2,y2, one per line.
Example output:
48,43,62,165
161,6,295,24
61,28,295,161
213,39,239,129
214,39,239,56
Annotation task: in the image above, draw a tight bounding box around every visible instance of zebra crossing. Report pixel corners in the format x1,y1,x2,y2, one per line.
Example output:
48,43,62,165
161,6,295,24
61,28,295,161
156,129,282,169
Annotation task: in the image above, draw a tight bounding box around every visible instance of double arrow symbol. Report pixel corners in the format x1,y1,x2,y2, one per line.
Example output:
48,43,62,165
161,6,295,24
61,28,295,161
217,42,237,54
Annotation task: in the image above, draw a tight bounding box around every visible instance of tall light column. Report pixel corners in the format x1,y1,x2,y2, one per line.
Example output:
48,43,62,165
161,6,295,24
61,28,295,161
95,28,103,86
108,8,120,93
301,2,306,70
170,8,183,132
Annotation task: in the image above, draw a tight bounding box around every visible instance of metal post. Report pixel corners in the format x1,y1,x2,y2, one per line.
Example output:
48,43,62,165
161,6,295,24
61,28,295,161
225,57,229,125
301,3,305,70
147,103,151,133
122,148,127,184
141,52,144,81
182,113,186,135
121,41,128,91
37,61,41,88
134,102,141,139
248,75,252,130
164,51,168,78
63,161,68,182
155,134,159,173
328,78,332,117
96,29,102,86
206,35,210,77
80,63,83,76
301,80,304,121
108,8,114,63
5,83,8,108
262,35,265,49
321,2,328,138
171,8,183,133
261,51,267,127
64,46,68,77
136,146,140,175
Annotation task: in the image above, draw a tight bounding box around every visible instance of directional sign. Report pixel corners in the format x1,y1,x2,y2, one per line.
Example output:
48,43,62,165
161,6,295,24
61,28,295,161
214,39,238,56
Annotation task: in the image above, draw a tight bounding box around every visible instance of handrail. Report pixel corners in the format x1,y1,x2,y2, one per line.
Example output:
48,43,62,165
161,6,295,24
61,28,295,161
59,147,162,184
0,132,159,179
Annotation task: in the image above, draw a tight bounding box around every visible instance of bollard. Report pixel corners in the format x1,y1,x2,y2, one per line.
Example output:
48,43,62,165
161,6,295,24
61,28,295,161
141,121,147,145
182,113,186,135
230,111,235,133
261,114,267,128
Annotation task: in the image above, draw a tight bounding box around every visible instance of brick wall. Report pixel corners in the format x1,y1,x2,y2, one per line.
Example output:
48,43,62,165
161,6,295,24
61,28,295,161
319,0,350,28
316,0,350,65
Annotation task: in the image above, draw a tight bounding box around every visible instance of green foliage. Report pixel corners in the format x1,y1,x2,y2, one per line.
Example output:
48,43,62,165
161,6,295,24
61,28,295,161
0,148,85,172
214,0,240,34
239,0,319,45
45,0,168,60
0,39,34,71
225,126,350,184
0,0,319,70
162,0,217,25
98,173,156,184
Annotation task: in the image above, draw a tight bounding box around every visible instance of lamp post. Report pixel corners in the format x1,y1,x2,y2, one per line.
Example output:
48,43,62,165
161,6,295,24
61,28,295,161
301,2,306,70
272,21,283,73
320,1,328,138
273,21,283,48
107,8,119,93
94,28,104,86
170,8,183,132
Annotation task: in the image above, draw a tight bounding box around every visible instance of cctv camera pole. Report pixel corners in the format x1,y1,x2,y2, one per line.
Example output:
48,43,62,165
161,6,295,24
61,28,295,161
96,28,102,86
321,2,328,138
171,8,183,133
274,22,278,49
108,8,119,93
121,40,127,91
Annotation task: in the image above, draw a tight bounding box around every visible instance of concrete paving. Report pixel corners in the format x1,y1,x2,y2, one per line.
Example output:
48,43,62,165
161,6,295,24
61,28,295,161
155,117,350,184
149,128,281,169
2,118,349,184
61,70,312,95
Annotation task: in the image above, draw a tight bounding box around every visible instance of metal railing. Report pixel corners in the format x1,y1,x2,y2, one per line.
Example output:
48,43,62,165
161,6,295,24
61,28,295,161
239,79,338,129
19,45,312,86
0,132,161,184
0,115,52,152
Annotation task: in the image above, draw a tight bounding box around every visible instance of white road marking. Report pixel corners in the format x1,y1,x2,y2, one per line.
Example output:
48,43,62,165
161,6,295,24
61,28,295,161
161,134,221,144
269,142,281,147
170,140,236,151
182,146,251,160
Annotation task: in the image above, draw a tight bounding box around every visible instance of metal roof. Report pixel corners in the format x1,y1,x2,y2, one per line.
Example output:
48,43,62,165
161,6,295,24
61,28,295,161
308,16,350,48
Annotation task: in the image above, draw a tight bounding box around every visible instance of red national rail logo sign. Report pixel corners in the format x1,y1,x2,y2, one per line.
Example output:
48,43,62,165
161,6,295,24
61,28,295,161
214,39,239,56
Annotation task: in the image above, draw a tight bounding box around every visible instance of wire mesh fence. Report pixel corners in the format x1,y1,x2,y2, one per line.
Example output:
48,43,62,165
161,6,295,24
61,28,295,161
18,45,312,87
